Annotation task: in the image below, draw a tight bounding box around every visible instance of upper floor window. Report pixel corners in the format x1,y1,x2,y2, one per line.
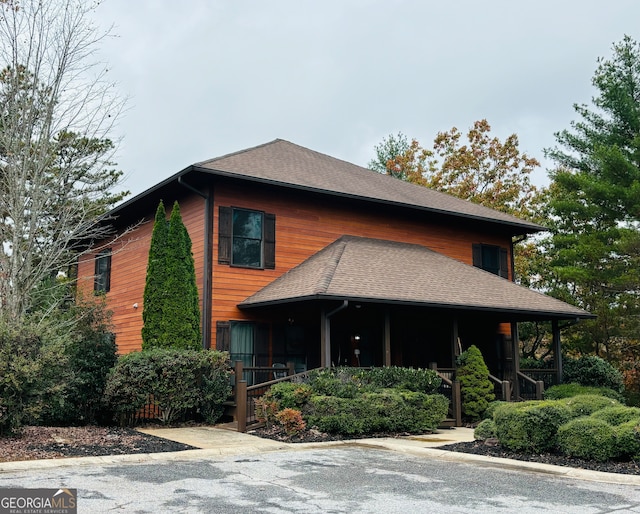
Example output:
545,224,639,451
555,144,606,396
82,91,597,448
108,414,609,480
94,249,112,292
218,206,275,269
472,243,508,279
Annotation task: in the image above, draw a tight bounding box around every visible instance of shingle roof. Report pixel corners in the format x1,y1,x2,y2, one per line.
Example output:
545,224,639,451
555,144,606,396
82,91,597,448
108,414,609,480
239,236,592,320
195,139,543,233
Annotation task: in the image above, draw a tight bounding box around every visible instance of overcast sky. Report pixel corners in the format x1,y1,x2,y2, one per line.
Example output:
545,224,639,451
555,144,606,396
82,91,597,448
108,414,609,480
95,0,639,197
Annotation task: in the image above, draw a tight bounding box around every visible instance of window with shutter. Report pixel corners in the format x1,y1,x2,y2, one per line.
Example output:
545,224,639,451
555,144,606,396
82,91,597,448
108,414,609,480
218,206,275,269
472,243,509,279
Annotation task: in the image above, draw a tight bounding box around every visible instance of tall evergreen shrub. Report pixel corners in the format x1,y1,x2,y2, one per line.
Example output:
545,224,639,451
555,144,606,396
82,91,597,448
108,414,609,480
457,345,495,421
142,201,201,350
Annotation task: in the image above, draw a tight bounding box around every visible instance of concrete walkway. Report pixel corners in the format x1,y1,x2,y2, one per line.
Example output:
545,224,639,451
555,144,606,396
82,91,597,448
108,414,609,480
2,425,640,486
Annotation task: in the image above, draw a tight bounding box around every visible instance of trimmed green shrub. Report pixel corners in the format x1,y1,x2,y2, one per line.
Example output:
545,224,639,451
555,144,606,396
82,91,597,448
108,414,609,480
613,419,640,459
363,367,442,394
456,345,495,421
305,368,361,398
494,400,572,453
557,417,616,461
255,382,313,425
544,383,625,403
563,355,624,393
559,394,619,418
474,419,497,440
483,401,506,420
590,406,640,426
103,349,231,425
305,390,448,435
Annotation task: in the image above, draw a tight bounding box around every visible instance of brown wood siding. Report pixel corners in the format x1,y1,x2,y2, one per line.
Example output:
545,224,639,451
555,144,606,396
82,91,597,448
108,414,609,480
210,183,513,349
77,195,206,354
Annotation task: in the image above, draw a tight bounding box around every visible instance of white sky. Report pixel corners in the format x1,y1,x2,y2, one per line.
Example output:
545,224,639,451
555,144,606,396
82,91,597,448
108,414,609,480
95,0,639,197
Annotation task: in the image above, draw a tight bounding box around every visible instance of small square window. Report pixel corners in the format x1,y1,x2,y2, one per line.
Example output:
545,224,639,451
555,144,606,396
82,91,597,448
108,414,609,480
94,249,112,293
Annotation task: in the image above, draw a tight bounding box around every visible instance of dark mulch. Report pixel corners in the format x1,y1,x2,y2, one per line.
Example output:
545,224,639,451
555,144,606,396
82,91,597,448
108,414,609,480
0,426,196,463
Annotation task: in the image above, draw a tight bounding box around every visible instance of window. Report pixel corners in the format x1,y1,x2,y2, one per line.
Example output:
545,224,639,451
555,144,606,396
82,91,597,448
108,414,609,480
472,243,508,279
218,206,275,268
217,321,269,384
94,249,112,292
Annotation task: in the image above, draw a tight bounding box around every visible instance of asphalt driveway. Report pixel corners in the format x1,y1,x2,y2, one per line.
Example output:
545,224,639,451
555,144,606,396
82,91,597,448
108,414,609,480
2,445,640,513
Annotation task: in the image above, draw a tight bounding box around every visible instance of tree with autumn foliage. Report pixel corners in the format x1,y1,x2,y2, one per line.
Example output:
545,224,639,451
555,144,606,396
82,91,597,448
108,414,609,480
370,120,542,221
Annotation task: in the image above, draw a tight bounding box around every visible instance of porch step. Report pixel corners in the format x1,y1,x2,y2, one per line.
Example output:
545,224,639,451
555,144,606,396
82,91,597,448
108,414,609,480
438,418,457,428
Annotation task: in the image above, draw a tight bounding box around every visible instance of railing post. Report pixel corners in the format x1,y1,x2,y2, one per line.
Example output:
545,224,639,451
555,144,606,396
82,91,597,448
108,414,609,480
286,361,295,376
536,380,544,400
236,380,247,433
501,380,511,402
452,379,462,427
234,360,244,402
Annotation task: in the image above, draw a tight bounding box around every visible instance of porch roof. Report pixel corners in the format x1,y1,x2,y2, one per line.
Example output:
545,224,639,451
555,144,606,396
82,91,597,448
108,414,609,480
238,236,594,321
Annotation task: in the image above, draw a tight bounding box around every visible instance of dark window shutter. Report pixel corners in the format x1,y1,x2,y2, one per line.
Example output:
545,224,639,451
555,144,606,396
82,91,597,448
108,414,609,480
216,321,230,351
264,212,276,269
499,247,509,279
218,206,232,265
472,244,482,268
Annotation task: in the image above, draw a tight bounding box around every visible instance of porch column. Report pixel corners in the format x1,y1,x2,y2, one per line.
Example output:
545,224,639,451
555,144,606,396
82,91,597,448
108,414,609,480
320,310,329,368
451,318,459,367
552,319,562,384
384,309,391,366
511,322,520,400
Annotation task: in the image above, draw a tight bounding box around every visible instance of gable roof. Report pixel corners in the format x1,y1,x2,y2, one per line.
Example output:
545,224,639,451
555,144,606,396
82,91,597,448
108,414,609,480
193,139,543,233
239,236,592,321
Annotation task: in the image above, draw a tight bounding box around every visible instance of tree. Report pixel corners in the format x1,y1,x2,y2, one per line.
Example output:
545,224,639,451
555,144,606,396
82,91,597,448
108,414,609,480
543,35,640,361
0,0,127,325
142,201,201,350
456,345,495,421
141,201,170,349
370,120,542,220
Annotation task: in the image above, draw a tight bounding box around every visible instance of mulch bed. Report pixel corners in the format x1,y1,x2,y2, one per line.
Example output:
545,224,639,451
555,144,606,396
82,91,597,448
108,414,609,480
0,426,196,463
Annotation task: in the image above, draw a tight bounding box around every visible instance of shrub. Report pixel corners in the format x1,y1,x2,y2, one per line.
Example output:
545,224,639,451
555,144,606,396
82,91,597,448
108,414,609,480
103,349,231,425
456,345,495,421
483,401,506,420
474,419,497,440
559,394,619,418
305,368,361,398
0,326,66,435
275,408,306,436
590,406,640,426
557,417,616,461
563,355,624,393
544,383,625,403
613,419,640,459
255,382,313,425
494,400,572,453
305,391,448,435
363,367,442,394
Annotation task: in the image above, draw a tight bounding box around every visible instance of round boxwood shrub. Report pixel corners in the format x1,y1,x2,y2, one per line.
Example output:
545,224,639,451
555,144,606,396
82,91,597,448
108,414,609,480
590,406,640,426
494,400,572,453
474,419,497,440
562,355,624,393
544,383,624,403
557,417,616,461
613,419,640,460
559,394,619,418
483,400,506,420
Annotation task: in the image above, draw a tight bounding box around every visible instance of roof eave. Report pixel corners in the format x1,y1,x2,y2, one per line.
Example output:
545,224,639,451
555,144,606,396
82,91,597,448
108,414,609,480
192,165,544,234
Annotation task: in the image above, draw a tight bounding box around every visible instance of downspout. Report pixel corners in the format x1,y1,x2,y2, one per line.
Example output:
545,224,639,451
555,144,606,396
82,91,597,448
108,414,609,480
178,175,213,350
321,300,348,367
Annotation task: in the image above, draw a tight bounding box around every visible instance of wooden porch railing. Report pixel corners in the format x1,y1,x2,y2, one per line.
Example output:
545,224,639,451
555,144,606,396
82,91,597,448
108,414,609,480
432,367,462,427
488,374,512,401
517,371,545,400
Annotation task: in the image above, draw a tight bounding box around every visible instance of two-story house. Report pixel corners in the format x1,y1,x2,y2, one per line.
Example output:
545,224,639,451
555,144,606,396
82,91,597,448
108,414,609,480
78,139,591,400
